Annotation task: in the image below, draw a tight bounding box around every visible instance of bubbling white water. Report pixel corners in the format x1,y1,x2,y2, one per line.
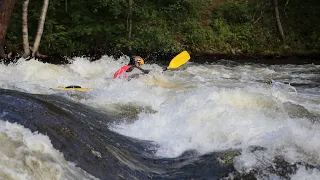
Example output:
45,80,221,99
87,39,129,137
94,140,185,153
0,120,97,180
1,57,320,178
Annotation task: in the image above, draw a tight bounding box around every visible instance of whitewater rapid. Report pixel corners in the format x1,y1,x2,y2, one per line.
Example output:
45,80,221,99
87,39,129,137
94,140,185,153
0,120,97,179
1,56,320,179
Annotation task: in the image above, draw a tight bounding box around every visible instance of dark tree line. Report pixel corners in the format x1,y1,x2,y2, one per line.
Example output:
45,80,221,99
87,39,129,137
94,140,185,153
0,0,319,61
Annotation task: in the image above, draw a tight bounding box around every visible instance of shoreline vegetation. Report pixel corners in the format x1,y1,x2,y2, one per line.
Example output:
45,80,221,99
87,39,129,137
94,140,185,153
1,0,319,65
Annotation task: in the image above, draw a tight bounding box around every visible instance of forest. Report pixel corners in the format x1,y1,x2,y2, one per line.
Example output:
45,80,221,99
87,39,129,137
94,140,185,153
0,0,319,62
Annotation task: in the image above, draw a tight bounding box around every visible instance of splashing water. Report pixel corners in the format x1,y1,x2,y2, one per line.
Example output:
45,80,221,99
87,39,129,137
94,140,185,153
1,57,320,179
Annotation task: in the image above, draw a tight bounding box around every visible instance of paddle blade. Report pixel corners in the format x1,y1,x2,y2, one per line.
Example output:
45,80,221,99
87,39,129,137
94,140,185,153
167,51,190,69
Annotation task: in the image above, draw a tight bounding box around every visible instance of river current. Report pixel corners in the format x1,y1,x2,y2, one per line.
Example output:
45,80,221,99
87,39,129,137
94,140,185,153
0,56,319,179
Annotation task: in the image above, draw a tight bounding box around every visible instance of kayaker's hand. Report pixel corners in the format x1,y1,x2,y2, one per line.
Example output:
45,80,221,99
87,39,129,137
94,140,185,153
136,67,149,74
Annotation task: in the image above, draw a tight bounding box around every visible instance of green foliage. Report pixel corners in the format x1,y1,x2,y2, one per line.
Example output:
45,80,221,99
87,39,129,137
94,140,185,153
183,20,215,50
213,2,251,25
4,0,320,57
206,0,320,54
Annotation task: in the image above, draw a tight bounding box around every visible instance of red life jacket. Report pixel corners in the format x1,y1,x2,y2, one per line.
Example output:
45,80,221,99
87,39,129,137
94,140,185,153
113,65,132,79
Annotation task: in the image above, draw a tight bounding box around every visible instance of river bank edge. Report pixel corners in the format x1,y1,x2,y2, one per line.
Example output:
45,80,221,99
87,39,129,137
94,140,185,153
1,52,319,65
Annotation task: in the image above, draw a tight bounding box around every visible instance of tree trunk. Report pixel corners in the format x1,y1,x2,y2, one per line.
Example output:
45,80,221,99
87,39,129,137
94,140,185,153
0,0,16,58
32,0,49,57
65,0,67,13
22,0,30,58
126,0,133,51
274,0,285,43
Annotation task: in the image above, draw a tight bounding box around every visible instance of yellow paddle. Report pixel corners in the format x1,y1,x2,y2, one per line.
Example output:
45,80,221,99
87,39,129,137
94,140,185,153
164,51,191,71
149,51,190,87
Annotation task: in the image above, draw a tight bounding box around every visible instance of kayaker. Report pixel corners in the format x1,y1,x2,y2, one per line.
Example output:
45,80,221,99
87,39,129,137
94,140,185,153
113,56,150,79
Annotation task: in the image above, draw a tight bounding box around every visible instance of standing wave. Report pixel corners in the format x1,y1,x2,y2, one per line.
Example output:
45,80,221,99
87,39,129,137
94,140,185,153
0,88,237,180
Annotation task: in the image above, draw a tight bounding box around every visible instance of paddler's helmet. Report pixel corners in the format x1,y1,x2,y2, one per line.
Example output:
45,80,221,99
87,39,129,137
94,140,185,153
134,56,144,66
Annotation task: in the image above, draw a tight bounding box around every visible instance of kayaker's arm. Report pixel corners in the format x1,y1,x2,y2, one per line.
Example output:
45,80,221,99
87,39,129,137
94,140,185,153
126,66,149,74
136,67,150,74
125,66,134,72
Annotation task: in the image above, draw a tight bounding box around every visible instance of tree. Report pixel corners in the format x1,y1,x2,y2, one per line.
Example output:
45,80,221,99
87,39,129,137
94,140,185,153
126,0,133,51
0,0,15,58
31,0,49,57
22,0,30,57
21,0,49,59
274,0,285,43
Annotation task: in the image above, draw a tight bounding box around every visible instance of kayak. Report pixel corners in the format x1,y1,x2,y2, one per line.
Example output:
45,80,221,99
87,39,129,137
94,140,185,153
144,78,183,88
52,49,191,92
50,85,92,92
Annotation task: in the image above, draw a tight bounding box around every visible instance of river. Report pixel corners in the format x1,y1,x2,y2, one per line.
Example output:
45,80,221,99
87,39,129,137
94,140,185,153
0,56,319,179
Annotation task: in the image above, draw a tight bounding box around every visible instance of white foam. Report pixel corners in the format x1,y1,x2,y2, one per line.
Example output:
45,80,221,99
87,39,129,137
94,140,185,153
112,85,320,175
1,56,320,177
290,166,320,180
0,120,97,180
